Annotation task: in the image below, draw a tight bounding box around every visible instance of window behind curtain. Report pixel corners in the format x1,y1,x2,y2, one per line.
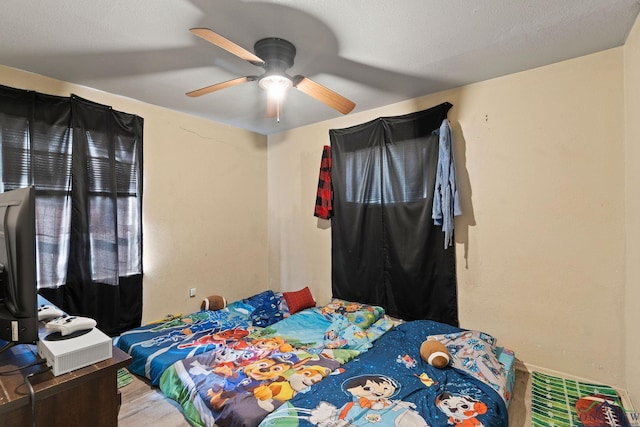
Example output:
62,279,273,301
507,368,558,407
0,97,142,289
0,86,143,334
0,92,74,288
344,139,430,204
81,127,142,284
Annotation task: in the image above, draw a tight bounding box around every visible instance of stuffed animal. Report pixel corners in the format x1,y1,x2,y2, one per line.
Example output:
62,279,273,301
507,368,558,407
201,295,227,311
419,340,450,368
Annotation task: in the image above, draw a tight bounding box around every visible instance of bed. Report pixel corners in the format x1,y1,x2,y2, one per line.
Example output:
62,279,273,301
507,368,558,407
116,290,515,427
115,290,289,386
259,320,515,427
158,297,395,426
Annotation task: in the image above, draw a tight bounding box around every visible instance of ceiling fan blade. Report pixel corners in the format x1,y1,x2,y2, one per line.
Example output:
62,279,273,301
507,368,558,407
190,28,264,65
186,76,255,97
292,76,355,115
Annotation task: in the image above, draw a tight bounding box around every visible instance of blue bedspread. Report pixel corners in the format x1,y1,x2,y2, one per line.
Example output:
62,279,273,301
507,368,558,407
259,320,511,427
249,304,391,362
116,290,287,386
159,300,393,427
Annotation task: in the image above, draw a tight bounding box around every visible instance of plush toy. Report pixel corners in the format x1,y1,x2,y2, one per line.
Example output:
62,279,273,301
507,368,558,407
419,340,450,368
201,295,227,311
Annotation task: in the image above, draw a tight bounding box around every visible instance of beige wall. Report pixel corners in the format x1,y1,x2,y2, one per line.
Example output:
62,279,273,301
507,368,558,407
625,14,640,407
268,48,628,390
0,64,269,325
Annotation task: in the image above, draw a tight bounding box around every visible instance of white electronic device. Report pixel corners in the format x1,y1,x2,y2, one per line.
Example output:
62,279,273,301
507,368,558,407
37,326,112,376
36,297,112,376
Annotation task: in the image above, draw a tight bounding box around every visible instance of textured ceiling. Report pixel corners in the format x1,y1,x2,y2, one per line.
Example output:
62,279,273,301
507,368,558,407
1,0,639,135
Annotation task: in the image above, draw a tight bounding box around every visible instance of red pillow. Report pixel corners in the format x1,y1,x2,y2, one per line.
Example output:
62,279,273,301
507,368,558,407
283,286,315,314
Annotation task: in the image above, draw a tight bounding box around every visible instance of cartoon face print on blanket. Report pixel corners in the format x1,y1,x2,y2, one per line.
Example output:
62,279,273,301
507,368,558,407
182,335,341,424
305,374,429,427
436,392,488,427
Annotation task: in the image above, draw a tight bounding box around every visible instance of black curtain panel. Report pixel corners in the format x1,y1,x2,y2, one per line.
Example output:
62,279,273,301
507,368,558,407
329,102,458,326
0,85,143,335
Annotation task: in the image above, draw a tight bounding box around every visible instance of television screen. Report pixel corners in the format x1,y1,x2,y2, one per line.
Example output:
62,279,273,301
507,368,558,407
0,186,38,348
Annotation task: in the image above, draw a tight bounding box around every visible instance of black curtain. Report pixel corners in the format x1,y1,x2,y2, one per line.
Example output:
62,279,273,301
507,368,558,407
330,102,458,326
0,85,143,335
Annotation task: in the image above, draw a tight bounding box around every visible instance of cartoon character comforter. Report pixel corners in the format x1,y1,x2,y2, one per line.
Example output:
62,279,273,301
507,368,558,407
259,320,513,427
158,299,394,427
116,290,287,385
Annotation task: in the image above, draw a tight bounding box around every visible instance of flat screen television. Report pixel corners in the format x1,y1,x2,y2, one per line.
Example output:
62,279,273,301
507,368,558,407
0,186,38,349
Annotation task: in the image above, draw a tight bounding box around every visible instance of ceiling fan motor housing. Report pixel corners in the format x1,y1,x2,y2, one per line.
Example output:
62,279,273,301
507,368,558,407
254,38,296,76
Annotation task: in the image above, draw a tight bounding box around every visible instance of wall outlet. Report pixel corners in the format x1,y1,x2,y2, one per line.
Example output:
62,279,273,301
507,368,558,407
189,288,197,298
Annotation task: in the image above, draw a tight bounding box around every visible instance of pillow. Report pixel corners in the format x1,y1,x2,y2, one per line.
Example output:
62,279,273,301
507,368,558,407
282,286,316,314
243,290,276,309
249,293,286,327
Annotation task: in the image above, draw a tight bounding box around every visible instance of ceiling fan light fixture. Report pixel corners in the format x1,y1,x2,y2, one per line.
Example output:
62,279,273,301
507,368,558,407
259,74,292,100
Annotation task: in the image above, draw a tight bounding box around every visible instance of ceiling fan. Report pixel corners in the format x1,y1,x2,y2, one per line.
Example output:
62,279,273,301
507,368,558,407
186,28,356,120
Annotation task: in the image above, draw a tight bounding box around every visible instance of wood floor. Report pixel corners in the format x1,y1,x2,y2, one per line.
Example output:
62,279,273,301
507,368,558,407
118,373,188,426
118,366,534,427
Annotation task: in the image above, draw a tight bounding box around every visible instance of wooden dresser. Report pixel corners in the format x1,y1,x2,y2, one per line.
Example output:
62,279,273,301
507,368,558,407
0,334,131,426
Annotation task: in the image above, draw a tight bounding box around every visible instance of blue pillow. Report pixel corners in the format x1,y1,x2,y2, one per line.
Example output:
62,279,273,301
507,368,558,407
243,290,286,327
243,290,275,308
